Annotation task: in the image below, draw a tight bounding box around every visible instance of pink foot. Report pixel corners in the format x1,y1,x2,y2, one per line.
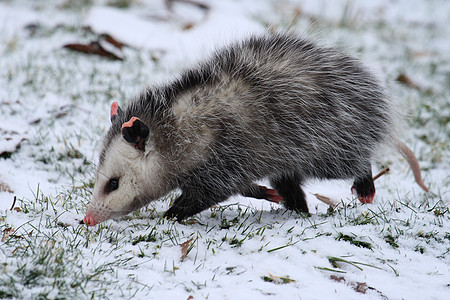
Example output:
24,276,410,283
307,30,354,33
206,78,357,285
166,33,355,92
351,187,375,204
261,187,284,204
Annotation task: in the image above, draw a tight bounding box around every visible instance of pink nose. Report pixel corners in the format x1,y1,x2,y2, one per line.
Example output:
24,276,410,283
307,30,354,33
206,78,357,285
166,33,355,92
83,214,98,226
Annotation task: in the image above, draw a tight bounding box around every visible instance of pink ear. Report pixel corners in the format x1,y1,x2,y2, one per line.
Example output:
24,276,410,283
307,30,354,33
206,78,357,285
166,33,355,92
121,117,149,152
121,116,140,130
110,102,120,121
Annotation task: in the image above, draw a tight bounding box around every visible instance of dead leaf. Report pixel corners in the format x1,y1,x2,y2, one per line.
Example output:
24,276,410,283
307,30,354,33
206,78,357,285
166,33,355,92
0,182,13,193
182,22,195,30
396,74,421,90
184,218,198,225
329,275,374,296
187,296,194,300
353,282,368,294
64,41,123,61
2,227,14,242
313,193,338,206
100,33,124,50
13,207,21,212
330,275,345,283
180,237,193,261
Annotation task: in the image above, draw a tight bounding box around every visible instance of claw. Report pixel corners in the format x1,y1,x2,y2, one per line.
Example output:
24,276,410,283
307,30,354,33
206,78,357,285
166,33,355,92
261,187,284,204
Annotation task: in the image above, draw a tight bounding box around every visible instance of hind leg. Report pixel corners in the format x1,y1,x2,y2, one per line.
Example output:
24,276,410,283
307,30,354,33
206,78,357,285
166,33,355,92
241,183,284,204
271,172,309,213
351,169,375,204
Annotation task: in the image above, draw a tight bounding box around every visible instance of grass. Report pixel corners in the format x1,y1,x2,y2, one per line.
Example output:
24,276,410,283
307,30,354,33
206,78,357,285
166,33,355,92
1,0,449,299
1,183,448,298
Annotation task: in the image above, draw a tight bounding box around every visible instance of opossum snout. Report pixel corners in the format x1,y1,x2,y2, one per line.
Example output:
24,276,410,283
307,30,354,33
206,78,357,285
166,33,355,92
83,213,98,226
83,205,113,226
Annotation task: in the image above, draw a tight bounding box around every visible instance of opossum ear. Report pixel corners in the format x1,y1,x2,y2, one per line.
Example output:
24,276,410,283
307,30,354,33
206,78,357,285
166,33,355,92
110,102,123,122
121,117,149,152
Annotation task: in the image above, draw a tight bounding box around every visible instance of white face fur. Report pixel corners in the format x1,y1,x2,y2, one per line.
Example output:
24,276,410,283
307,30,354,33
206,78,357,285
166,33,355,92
85,136,164,225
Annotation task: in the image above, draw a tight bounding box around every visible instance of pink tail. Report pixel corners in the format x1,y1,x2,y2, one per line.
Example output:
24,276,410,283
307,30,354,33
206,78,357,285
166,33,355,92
395,140,429,192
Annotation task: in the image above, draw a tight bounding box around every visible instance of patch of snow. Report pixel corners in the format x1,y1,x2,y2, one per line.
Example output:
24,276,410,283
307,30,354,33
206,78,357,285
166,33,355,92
85,0,267,65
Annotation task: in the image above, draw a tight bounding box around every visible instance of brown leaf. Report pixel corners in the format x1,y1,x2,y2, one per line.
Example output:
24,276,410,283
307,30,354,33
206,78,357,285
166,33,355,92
2,227,14,242
313,193,338,206
180,237,193,261
329,275,371,295
100,33,124,50
64,41,123,61
184,218,198,225
353,282,368,294
187,296,194,300
330,275,345,283
0,182,13,193
396,74,420,90
13,207,21,212
64,43,94,53
182,22,195,30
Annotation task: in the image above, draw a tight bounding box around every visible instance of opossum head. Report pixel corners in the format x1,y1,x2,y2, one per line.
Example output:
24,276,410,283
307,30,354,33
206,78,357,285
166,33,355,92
83,102,169,226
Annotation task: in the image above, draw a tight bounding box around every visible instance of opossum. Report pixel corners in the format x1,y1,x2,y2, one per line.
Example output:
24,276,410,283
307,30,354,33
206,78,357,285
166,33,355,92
83,33,428,226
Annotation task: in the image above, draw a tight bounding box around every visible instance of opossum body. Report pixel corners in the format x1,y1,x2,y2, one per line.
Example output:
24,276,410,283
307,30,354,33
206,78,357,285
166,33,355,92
83,33,428,226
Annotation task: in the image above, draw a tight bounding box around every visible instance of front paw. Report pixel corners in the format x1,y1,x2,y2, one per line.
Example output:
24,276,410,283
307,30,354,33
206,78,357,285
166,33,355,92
164,206,187,222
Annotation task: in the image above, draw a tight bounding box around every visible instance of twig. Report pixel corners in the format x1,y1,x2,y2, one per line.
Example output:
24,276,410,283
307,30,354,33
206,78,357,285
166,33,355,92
10,196,17,211
372,167,390,181
313,193,337,207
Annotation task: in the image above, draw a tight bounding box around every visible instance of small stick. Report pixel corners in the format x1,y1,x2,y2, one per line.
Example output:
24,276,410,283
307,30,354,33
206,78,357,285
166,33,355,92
372,167,390,181
10,196,17,211
313,193,338,207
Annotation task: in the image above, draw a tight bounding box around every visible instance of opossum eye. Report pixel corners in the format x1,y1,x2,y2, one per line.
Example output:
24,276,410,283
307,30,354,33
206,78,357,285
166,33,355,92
105,178,119,194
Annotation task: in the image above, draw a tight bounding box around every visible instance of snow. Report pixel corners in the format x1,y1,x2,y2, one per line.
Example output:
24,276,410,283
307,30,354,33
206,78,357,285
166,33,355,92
85,1,267,65
0,0,449,299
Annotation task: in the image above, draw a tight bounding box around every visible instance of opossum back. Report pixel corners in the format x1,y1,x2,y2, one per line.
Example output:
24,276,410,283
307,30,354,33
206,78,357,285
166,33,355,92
196,34,396,178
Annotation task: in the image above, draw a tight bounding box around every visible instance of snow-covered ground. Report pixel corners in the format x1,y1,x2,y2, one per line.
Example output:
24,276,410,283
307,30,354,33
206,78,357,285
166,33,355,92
0,0,448,299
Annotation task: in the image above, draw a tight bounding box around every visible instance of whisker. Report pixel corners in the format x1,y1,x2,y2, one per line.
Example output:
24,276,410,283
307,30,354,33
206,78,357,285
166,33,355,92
97,169,110,180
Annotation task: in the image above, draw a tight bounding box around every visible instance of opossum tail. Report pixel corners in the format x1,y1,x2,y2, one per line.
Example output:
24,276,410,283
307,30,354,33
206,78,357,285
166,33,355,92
395,139,429,192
